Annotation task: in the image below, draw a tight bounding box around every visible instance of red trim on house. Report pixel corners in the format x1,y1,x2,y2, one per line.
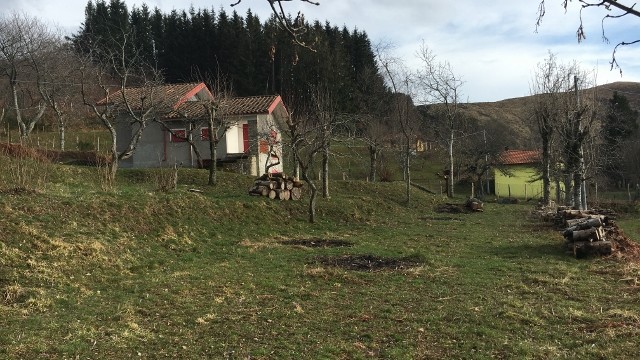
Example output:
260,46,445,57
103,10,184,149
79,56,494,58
242,123,250,153
200,127,210,141
173,82,209,110
170,129,187,143
266,95,283,114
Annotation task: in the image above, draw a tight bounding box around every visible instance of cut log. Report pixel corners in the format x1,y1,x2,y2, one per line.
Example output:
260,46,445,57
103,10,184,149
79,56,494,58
275,189,289,200
563,218,603,236
565,215,606,227
255,180,275,189
268,189,277,199
290,187,302,200
285,180,294,190
249,185,269,196
271,178,285,190
572,240,612,258
566,227,605,243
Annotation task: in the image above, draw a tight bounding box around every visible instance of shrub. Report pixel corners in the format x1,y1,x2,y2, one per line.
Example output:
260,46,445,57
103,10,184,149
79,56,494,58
77,140,95,152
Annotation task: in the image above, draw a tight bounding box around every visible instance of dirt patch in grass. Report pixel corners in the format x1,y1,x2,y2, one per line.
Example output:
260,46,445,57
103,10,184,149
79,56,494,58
434,203,467,214
0,187,39,195
280,238,354,248
314,254,423,272
419,215,462,221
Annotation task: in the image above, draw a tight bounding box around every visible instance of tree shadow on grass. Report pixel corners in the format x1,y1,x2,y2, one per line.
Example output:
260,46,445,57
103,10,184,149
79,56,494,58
490,241,568,260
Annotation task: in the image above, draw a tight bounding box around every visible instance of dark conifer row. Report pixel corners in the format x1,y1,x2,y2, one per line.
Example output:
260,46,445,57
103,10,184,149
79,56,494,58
71,0,387,114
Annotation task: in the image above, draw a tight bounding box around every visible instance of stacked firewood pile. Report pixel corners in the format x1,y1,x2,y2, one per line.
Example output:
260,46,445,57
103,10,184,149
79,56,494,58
555,208,621,258
248,173,304,201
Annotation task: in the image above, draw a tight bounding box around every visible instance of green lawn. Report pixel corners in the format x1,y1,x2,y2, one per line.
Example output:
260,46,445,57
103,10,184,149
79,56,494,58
1,162,639,359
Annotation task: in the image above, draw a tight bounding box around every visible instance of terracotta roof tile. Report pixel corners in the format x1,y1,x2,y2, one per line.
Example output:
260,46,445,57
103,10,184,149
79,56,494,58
96,83,208,112
98,82,285,120
220,95,281,115
498,150,541,165
166,95,284,119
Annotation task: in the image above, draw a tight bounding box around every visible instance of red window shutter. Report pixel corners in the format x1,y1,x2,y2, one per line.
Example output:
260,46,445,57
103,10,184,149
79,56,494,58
201,127,210,141
243,124,250,153
171,129,187,143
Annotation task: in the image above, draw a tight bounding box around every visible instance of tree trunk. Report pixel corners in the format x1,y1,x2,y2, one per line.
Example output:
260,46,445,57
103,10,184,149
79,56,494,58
405,139,411,205
58,116,65,151
541,135,551,206
368,144,378,182
10,80,24,138
564,173,573,207
301,167,317,223
208,122,217,185
322,144,329,198
108,127,118,182
448,135,454,198
573,170,582,210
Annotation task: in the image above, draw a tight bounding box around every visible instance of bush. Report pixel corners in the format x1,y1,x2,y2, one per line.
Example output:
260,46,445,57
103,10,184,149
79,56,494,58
77,140,95,152
378,166,394,182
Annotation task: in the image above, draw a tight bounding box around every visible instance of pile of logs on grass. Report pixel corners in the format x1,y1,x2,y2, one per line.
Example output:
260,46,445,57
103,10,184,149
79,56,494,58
248,173,304,201
559,208,616,258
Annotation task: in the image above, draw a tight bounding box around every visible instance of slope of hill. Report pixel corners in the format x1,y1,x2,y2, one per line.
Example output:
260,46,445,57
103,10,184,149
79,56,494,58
446,81,640,149
0,160,639,358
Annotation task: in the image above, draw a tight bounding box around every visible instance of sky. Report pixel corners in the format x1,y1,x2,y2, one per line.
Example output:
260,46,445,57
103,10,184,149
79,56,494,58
4,0,640,102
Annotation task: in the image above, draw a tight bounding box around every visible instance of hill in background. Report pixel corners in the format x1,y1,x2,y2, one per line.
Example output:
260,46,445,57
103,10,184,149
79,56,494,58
453,81,640,149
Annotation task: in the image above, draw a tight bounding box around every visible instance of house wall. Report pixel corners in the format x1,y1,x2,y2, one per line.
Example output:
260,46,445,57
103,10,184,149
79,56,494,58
494,165,544,199
256,113,283,176
116,113,285,176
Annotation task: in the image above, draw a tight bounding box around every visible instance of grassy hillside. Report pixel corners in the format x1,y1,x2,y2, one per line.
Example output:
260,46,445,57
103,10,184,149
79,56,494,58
1,159,640,358
449,81,640,149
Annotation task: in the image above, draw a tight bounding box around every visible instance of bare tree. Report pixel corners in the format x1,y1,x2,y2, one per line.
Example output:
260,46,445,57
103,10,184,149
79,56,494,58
416,44,464,198
202,81,235,186
530,52,602,209
358,113,390,182
556,66,600,210
284,103,321,223
530,52,565,206
377,49,420,204
282,86,339,222
355,65,392,183
536,0,640,73
78,25,164,181
36,41,82,150
0,12,58,139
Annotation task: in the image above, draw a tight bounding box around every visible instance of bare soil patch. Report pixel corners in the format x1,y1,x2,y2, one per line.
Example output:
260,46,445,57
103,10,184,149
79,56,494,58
0,187,39,196
434,203,466,214
314,254,423,272
280,238,353,248
419,215,462,221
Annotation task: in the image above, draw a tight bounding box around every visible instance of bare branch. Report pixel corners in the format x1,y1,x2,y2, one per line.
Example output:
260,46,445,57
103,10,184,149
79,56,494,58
231,0,319,51
536,0,640,72
611,39,640,75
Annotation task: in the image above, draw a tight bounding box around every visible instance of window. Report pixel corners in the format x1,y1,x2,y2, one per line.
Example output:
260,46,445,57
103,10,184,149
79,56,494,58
170,129,187,143
200,127,210,141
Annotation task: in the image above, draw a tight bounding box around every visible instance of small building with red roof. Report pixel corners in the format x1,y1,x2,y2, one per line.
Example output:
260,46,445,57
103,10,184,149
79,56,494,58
494,149,544,199
102,82,287,175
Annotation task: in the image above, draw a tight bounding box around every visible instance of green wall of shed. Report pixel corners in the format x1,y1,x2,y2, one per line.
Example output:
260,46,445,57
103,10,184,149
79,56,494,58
494,165,544,199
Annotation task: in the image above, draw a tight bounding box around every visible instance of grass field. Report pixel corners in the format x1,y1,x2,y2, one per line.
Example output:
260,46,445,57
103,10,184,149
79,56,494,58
1,158,639,359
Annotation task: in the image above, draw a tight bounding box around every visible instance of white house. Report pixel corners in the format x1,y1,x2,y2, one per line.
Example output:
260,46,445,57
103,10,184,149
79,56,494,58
100,82,287,176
